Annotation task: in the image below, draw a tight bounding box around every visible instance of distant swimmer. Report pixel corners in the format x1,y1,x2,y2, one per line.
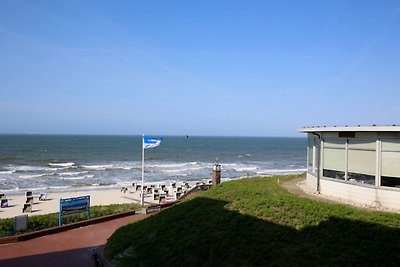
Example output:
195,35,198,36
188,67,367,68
186,135,189,138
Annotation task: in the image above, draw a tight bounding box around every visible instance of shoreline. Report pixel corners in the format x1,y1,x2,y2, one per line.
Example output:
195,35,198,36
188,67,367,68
0,180,202,219
0,174,305,219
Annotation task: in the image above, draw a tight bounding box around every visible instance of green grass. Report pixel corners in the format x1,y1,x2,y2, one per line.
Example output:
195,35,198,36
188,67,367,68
105,175,400,266
0,203,140,237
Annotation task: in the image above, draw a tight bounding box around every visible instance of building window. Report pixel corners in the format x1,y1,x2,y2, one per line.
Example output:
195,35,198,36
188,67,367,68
347,139,375,185
323,138,345,180
307,136,319,175
381,140,400,188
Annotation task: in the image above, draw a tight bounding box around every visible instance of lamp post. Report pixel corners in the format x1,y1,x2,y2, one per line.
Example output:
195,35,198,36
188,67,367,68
212,161,221,186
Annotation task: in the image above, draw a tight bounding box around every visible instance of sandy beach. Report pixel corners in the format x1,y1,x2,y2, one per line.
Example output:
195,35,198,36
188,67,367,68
0,184,180,219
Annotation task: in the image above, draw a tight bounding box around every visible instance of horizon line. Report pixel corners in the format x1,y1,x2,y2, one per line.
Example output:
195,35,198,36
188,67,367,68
0,133,304,138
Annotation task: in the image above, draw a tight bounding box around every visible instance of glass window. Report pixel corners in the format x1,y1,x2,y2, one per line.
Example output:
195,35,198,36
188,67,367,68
381,140,400,187
323,148,345,171
307,136,313,173
307,136,319,175
323,138,345,180
347,141,376,185
348,150,375,176
324,138,345,149
348,139,376,150
382,140,400,152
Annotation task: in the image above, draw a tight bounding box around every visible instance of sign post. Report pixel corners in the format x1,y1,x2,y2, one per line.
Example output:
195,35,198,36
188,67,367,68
14,214,28,235
59,195,90,226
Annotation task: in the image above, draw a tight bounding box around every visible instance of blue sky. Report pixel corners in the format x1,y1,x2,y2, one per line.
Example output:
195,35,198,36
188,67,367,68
1,0,400,136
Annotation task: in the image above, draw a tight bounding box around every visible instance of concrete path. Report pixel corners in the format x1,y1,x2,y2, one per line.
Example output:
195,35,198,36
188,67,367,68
0,213,148,267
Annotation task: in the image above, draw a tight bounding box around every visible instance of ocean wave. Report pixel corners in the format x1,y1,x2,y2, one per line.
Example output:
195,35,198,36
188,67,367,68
0,170,15,175
151,163,191,168
232,166,259,172
257,168,306,174
82,164,114,171
49,162,75,167
61,174,94,180
8,165,54,172
162,169,185,174
58,171,89,176
19,173,56,179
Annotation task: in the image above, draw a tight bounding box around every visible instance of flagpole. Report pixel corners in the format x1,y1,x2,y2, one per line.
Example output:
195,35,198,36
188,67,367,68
141,134,145,206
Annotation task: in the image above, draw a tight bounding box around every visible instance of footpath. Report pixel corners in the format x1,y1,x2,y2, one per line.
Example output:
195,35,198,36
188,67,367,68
0,213,148,267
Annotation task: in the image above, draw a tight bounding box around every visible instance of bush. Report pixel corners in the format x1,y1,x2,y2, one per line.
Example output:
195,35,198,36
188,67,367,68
0,203,140,237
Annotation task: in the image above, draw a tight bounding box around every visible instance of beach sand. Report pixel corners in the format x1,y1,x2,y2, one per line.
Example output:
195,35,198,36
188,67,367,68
0,187,157,219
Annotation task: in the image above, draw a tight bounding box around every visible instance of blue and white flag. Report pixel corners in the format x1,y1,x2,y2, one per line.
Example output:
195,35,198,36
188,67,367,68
143,136,163,149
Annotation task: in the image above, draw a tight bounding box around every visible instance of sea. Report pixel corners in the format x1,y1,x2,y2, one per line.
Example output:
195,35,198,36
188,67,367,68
0,135,307,194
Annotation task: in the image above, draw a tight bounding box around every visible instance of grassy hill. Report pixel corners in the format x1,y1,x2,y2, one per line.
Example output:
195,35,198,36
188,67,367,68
105,175,400,266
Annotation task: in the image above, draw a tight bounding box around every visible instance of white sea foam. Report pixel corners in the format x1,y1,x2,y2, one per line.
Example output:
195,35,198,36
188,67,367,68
162,169,185,174
257,168,306,174
152,163,190,168
233,166,259,172
8,165,53,172
82,165,113,170
0,170,15,175
19,173,56,179
58,171,89,176
49,162,75,167
61,174,94,180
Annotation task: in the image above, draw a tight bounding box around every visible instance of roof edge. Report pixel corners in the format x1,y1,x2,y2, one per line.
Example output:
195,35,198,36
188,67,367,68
299,125,400,133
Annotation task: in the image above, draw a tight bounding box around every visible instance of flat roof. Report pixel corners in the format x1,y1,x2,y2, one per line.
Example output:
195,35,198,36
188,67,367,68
299,125,400,133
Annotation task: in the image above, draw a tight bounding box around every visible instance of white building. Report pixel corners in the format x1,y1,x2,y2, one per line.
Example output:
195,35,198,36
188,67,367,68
299,125,400,210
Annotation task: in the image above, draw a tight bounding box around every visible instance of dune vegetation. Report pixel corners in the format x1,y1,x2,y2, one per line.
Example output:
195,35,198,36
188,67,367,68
105,174,400,266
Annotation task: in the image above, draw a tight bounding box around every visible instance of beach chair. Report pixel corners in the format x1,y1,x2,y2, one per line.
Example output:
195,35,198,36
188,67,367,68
39,192,47,201
1,198,8,208
22,203,32,213
153,190,160,200
26,195,34,205
165,194,175,202
135,184,141,191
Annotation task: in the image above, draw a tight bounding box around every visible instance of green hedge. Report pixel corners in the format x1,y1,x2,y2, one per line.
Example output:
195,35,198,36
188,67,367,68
0,203,140,237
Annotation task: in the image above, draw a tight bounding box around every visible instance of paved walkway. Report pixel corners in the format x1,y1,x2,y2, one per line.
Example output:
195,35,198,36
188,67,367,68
282,176,338,204
0,213,148,267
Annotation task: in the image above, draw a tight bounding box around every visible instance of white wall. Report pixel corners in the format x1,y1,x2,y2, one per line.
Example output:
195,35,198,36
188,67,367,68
306,173,400,210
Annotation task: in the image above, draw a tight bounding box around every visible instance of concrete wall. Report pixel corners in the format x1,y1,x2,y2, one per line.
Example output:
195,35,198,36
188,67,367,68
306,173,400,210
306,173,318,192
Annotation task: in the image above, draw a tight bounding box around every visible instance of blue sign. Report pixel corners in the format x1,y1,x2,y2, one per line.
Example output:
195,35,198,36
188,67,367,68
59,195,90,225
